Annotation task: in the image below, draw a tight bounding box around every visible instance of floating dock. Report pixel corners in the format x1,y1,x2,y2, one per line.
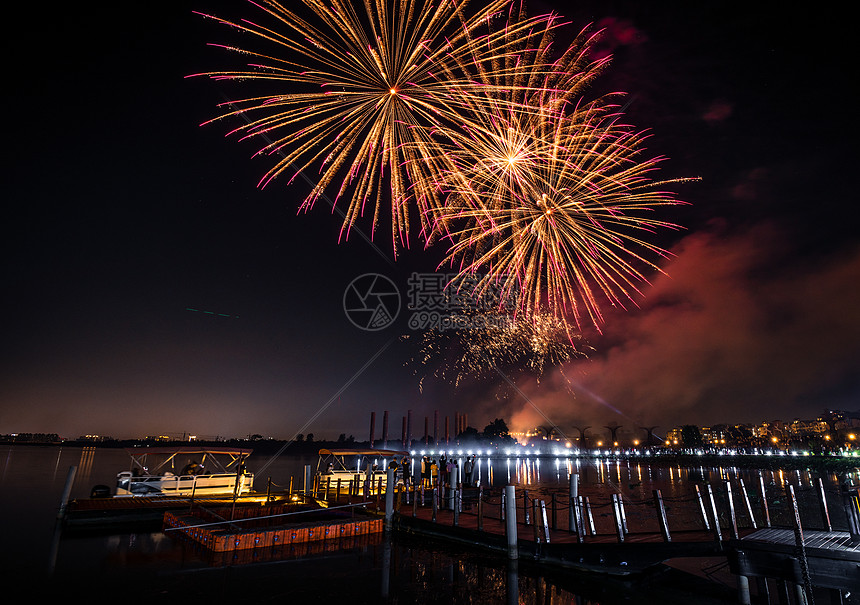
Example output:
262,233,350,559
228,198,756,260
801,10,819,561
61,492,288,529
163,503,383,552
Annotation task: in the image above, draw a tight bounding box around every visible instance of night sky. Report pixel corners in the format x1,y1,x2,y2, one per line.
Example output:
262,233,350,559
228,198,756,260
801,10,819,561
3,1,857,442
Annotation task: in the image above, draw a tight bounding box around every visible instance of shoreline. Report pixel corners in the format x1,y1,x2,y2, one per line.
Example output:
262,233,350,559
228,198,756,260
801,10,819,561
3,440,858,474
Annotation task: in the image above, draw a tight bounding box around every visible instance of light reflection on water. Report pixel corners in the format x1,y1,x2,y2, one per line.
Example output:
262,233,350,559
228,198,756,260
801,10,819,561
1,445,858,603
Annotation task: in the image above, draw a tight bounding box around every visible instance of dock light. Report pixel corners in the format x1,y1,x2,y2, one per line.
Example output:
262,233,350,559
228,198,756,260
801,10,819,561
458,450,463,455
849,434,856,441
596,441,603,447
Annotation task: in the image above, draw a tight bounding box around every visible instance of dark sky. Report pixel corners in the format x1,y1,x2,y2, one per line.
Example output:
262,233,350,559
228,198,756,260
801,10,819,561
3,1,857,442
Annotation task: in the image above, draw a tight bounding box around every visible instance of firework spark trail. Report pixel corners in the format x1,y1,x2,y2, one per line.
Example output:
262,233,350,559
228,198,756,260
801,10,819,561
190,0,568,255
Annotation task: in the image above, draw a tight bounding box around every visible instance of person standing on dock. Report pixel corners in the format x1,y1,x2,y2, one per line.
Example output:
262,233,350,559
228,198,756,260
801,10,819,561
463,457,472,487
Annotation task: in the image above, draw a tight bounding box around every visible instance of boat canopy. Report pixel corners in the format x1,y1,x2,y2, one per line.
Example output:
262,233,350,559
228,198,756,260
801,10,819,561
316,448,410,473
124,446,252,475
317,448,409,458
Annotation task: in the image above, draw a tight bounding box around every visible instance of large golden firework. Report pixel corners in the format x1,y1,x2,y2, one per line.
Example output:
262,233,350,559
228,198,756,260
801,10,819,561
431,26,694,328
191,0,565,254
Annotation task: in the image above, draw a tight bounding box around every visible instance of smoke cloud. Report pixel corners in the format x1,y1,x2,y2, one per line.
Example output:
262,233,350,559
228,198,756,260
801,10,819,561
501,221,860,441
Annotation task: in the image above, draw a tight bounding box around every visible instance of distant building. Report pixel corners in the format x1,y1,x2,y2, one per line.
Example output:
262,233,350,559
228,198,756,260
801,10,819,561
77,434,113,443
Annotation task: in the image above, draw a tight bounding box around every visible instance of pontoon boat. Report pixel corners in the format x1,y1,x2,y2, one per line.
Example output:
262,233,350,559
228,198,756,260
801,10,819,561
114,446,254,497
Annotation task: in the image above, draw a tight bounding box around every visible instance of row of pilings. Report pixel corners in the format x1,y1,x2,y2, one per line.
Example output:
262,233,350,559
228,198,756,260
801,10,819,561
368,410,469,450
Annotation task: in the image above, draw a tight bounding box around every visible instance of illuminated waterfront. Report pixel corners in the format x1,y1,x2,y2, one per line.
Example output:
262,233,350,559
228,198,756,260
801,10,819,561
2,445,857,603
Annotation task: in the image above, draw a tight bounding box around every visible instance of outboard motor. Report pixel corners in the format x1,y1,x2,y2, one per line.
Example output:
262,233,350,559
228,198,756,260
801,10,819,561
90,484,111,498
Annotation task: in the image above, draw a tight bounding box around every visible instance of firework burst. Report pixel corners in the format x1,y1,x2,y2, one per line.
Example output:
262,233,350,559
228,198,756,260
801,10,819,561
408,304,589,389
431,26,695,329
191,0,566,253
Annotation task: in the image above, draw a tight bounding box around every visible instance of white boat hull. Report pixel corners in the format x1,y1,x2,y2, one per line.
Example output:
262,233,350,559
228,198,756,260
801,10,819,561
115,471,253,497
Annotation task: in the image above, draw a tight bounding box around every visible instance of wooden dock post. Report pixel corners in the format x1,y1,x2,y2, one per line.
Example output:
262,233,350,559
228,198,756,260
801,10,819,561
56,465,77,520
816,477,832,532
738,478,757,530
412,486,418,517
523,491,530,526
568,473,578,535
504,485,518,560
736,573,752,605
617,492,628,535
303,464,312,497
695,484,711,530
584,496,596,536
573,496,585,543
840,484,860,545
725,480,739,539
385,468,395,532
550,494,557,530
453,489,460,526
758,472,771,528
432,487,438,522
653,489,671,542
788,485,812,605
477,487,484,532
540,500,550,544
706,484,723,542
612,494,625,542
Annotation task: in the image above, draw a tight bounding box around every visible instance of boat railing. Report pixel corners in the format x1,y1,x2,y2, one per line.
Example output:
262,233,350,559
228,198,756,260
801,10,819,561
117,470,253,495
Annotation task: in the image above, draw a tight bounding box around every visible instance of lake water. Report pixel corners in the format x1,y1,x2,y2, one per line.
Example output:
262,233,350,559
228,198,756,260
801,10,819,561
1,445,857,603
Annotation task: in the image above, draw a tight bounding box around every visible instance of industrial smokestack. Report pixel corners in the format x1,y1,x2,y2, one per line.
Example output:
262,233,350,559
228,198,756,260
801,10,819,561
406,410,413,450
369,412,376,448
382,410,389,449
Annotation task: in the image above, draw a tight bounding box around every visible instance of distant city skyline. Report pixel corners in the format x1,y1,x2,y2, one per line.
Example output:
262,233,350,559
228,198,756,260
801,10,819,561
6,408,858,449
